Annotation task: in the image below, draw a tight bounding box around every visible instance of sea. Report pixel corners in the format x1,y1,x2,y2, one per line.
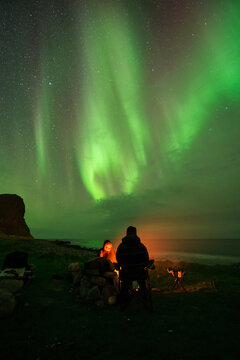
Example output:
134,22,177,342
50,238,240,265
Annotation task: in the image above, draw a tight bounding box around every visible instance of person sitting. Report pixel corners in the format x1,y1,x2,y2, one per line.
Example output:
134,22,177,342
116,226,150,301
99,240,116,263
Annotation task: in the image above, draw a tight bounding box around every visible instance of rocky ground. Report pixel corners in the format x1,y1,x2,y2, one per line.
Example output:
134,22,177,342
0,238,239,360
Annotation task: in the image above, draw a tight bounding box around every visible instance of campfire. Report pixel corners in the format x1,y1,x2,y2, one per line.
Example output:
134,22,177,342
167,267,187,292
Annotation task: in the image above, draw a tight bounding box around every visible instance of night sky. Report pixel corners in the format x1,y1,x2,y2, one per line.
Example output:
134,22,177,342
1,0,240,244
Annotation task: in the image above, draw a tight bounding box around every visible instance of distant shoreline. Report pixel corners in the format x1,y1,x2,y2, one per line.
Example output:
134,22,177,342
153,251,240,265
36,238,240,265
1,237,239,266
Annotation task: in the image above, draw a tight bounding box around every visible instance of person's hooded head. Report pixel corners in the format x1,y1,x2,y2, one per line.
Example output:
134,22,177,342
102,240,113,253
122,226,140,245
126,226,137,236
100,240,116,262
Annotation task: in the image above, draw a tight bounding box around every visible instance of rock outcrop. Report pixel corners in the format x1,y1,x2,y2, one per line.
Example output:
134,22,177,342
76,257,119,305
0,279,24,294
0,194,33,239
0,288,16,318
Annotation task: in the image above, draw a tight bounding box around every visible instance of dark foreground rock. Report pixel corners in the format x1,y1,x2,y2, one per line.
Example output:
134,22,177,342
0,288,16,318
0,194,33,239
74,257,119,305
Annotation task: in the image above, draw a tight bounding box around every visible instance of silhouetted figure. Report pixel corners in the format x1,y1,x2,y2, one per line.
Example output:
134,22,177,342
116,226,150,305
99,240,116,263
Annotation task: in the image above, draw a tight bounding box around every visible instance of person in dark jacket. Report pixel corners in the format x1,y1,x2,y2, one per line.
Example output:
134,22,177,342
116,226,149,302
116,226,149,266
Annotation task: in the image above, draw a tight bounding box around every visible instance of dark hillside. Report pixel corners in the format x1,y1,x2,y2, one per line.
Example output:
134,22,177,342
0,238,239,360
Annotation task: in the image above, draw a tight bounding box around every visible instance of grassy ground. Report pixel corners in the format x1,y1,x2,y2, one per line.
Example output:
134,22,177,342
0,238,239,360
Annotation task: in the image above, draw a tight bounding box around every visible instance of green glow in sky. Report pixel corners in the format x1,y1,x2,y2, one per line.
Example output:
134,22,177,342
34,87,51,177
159,3,240,159
1,0,240,241
75,4,150,200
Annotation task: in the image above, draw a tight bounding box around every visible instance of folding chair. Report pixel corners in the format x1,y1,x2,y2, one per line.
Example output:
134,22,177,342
114,260,154,312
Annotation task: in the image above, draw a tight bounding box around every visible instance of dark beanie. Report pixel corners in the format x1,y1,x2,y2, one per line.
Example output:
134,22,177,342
126,226,137,235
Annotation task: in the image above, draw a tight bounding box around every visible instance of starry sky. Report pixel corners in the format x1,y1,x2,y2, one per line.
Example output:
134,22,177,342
1,0,240,247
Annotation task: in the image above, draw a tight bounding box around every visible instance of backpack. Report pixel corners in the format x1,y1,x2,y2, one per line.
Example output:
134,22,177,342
3,251,30,269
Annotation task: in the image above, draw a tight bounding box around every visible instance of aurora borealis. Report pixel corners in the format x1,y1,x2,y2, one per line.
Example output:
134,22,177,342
1,0,240,246
77,5,150,199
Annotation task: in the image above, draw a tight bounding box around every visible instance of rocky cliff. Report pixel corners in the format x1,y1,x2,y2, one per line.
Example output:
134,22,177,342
0,194,33,239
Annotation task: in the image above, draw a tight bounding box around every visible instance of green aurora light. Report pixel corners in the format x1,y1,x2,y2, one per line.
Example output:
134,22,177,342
0,0,239,240
75,5,150,200
158,4,240,158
